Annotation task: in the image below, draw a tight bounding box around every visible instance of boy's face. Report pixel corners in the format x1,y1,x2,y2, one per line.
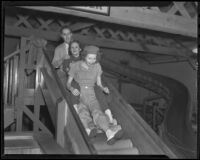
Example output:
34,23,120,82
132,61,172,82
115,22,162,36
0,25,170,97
61,28,72,44
70,42,81,57
85,53,97,65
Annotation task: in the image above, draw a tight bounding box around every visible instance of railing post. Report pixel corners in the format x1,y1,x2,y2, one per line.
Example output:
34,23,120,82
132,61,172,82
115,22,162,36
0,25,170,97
13,55,19,106
4,60,9,106
16,37,27,132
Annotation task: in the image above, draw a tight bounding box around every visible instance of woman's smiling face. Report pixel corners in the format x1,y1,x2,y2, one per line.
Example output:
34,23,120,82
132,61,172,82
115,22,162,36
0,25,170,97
70,42,81,57
85,53,97,65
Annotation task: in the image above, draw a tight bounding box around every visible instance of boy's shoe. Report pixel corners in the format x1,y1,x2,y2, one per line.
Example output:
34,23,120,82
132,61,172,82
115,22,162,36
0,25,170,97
105,109,118,126
89,127,98,138
106,125,123,145
86,128,98,138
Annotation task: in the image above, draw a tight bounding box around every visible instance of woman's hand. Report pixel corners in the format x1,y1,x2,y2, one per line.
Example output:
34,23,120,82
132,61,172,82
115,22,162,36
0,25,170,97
103,87,110,94
71,88,80,96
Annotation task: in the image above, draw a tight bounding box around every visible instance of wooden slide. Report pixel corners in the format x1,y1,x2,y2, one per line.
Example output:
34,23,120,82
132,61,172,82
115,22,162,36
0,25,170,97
39,46,196,158
40,66,176,157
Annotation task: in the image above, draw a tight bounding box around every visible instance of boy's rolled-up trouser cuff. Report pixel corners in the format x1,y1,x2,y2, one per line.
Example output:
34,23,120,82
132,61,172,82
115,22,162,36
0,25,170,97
92,110,110,131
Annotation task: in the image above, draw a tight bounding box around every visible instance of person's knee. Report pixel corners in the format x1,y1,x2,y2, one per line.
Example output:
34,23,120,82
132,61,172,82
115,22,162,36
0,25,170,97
77,103,89,114
92,110,108,125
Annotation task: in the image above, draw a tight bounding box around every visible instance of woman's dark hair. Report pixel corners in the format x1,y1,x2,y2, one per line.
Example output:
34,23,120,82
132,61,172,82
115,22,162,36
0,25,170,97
69,40,82,56
81,45,102,63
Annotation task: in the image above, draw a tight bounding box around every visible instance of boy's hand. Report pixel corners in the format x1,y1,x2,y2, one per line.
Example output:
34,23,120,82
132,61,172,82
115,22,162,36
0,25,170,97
103,87,110,94
71,88,80,96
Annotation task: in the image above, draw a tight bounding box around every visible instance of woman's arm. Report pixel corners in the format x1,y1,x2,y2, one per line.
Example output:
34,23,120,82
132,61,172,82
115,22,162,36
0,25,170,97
97,75,109,94
67,76,80,96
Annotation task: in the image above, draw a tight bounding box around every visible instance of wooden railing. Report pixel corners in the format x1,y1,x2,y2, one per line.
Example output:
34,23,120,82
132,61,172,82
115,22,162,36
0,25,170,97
4,37,53,135
4,50,20,107
3,44,30,107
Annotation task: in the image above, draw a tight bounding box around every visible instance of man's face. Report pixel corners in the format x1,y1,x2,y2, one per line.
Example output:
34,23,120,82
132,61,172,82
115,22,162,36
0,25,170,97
61,28,72,44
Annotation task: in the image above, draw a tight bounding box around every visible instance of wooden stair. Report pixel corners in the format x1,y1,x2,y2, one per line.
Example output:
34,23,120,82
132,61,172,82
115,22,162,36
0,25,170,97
4,132,70,154
4,133,42,154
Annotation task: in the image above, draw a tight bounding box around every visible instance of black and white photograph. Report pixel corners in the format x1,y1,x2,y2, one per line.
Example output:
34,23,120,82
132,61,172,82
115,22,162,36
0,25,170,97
2,1,198,159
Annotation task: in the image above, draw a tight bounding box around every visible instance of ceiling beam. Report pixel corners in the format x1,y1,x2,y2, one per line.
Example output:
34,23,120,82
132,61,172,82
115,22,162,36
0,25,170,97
18,6,197,38
70,22,95,32
5,25,186,57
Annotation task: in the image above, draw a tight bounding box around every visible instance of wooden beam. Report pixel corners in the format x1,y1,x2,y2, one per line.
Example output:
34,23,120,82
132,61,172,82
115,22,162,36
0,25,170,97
39,87,57,127
173,2,191,19
70,22,95,32
16,37,27,132
8,58,13,105
13,55,19,103
4,61,9,105
5,25,184,57
18,6,197,38
150,59,188,65
4,107,15,129
5,131,34,139
4,49,19,61
23,105,52,136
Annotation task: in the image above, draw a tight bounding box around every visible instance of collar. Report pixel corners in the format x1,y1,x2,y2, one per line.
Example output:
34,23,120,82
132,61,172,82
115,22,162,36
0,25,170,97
80,61,95,71
63,43,69,48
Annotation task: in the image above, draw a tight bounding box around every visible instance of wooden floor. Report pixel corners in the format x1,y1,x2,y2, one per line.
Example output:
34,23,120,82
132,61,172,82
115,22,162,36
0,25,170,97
4,133,42,154
4,132,69,154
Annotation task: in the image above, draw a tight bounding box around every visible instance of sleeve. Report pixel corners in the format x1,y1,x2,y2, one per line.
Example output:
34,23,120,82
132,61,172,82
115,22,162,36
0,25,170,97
68,62,77,78
96,63,103,77
52,47,62,68
62,59,71,72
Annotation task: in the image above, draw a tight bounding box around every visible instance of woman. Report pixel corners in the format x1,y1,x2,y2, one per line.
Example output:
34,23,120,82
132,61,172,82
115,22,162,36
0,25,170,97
67,45,123,145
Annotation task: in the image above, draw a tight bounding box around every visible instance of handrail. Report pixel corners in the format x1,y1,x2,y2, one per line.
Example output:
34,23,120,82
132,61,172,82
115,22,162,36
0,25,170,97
4,45,30,62
4,50,20,106
4,49,20,61
41,48,97,154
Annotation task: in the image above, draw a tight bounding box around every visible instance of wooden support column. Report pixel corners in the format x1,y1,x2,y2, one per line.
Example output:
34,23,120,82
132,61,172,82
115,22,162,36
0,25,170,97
16,37,27,132
33,58,41,132
33,94,40,132
13,55,19,105
8,58,14,105
22,105,52,135
4,61,9,106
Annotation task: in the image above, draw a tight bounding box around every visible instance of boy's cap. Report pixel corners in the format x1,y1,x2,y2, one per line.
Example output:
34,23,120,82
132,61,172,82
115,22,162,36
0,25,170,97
83,45,99,54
